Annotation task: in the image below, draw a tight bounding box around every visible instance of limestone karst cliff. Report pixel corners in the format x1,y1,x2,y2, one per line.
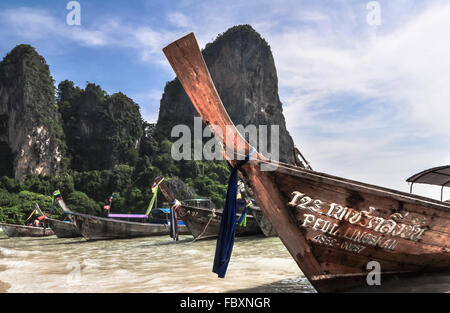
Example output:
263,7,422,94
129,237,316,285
57,80,143,171
156,25,296,164
0,44,66,180
0,25,299,214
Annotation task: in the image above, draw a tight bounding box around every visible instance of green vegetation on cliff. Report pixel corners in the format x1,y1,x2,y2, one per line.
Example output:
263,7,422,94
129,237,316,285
1,25,293,224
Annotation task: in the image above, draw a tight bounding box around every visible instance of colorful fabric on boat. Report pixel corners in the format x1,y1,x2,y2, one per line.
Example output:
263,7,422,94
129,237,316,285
37,215,48,221
49,190,62,215
237,201,252,227
103,193,114,210
146,178,164,215
213,147,255,278
170,199,181,240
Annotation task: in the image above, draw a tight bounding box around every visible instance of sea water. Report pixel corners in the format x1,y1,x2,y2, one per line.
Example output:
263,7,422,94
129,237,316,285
0,231,448,293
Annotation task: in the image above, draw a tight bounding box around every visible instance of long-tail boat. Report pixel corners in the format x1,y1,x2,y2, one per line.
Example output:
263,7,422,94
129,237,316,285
68,212,176,241
162,33,450,292
247,207,277,237
0,203,55,237
0,221,54,238
158,178,262,240
36,194,82,238
237,181,277,237
45,218,81,238
0,223,54,237
67,177,190,241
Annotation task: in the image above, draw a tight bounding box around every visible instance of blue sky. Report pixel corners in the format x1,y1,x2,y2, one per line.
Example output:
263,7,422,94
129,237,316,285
0,0,449,199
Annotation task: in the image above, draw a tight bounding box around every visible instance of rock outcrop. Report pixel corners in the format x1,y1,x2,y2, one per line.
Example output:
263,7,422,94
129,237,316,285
57,81,143,171
157,25,296,164
166,177,196,202
0,44,65,180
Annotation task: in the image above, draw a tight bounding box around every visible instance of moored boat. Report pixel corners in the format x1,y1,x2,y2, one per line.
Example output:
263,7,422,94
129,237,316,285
35,193,82,238
178,201,262,240
158,179,262,240
162,33,450,292
0,222,54,237
247,207,277,237
68,212,185,241
45,218,81,238
237,181,277,237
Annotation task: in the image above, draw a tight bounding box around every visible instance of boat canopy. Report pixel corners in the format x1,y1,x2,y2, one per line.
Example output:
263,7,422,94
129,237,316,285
406,165,450,201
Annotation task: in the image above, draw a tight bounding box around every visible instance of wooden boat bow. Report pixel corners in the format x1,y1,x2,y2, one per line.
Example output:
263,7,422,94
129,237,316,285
163,33,450,292
163,32,323,279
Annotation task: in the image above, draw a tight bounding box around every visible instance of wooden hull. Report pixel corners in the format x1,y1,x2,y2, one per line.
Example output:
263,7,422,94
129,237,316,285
248,208,277,237
162,33,450,292
242,162,450,292
68,212,190,241
179,205,262,240
45,218,81,238
0,223,54,237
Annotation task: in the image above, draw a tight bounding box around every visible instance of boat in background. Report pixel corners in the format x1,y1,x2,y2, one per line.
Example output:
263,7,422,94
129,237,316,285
0,222,54,238
45,218,81,238
247,207,276,237
35,194,82,238
158,178,262,240
68,212,177,241
67,177,190,241
0,203,55,238
237,180,277,237
162,33,450,292
407,165,450,202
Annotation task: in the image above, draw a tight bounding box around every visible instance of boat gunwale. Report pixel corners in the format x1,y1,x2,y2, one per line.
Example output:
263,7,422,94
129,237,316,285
67,212,169,227
248,158,450,212
179,203,255,218
0,222,52,231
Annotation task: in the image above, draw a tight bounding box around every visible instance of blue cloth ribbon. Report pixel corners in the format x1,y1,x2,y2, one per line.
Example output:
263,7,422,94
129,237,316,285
212,147,255,278
49,198,56,215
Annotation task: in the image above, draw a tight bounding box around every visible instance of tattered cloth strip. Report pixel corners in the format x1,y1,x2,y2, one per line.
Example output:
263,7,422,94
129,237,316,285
237,200,253,227
170,199,181,240
49,190,63,215
146,178,165,215
213,147,255,278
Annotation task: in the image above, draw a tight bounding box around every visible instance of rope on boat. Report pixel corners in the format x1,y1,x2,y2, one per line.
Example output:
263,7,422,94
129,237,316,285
192,208,216,242
212,147,255,278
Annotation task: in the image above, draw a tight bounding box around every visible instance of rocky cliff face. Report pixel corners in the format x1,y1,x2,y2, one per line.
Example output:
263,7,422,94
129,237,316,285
57,81,143,171
157,25,295,164
0,45,65,180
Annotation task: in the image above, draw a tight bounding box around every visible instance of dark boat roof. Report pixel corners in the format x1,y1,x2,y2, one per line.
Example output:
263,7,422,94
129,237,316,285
406,165,450,187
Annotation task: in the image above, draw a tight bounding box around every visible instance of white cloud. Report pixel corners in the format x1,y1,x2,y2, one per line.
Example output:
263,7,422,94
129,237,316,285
1,1,448,199
0,7,180,66
168,12,192,28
